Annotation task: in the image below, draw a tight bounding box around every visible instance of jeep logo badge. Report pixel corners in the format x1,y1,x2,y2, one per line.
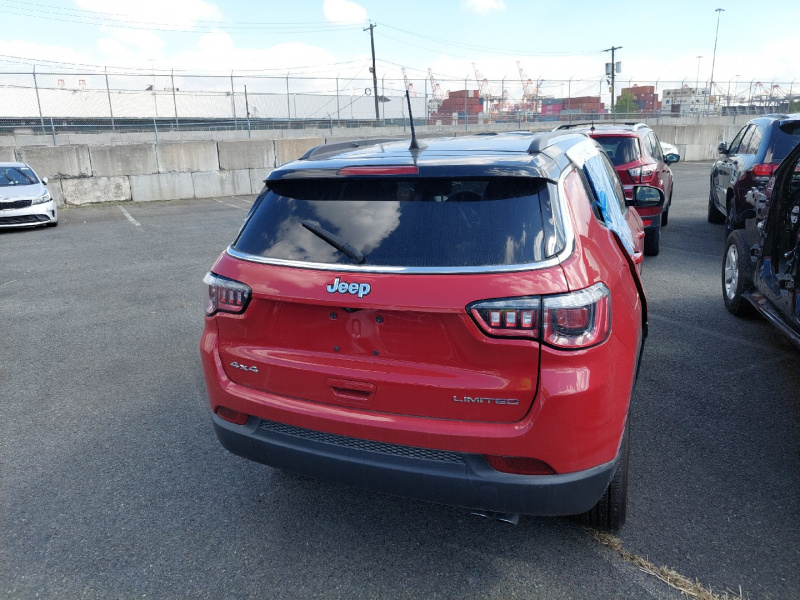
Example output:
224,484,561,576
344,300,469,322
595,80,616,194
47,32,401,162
326,277,371,298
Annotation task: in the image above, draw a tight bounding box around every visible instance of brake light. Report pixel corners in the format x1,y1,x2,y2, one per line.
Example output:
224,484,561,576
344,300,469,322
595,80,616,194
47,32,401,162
543,283,611,348
627,164,657,183
337,165,419,175
204,272,251,316
750,163,776,177
469,297,541,338
484,455,556,475
468,283,611,349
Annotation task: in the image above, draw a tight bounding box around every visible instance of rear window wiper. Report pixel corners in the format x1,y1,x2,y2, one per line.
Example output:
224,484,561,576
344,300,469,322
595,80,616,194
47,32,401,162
301,220,365,264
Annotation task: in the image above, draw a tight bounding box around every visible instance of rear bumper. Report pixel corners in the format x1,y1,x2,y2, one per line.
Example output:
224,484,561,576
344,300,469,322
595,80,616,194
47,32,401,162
212,413,617,516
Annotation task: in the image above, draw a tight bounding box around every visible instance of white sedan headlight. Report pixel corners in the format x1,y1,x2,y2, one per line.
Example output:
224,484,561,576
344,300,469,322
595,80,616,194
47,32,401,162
32,190,51,205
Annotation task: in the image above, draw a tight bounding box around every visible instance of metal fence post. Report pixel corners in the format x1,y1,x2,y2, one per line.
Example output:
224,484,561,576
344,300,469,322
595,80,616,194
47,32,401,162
286,72,291,127
231,71,237,129
464,77,468,131
171,69,179,130
245,84,251,138
105,66,115,130
336,75,340,122
153,117,159,144
50,117,56,146
33,67,45,132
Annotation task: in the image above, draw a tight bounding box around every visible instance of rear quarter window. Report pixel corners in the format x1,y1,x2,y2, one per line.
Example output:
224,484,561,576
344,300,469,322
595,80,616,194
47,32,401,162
768,124,800,162
233,177,564,268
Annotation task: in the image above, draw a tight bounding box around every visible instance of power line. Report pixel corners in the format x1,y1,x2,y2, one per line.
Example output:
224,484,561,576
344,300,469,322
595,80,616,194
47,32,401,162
0,0,362,33
380,23,603,58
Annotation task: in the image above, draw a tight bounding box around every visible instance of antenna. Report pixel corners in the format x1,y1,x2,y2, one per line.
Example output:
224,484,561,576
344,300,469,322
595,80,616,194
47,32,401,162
406,90,420,150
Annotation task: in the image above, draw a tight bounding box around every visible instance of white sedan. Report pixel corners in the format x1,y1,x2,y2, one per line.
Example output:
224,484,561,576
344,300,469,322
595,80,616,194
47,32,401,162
0,162,58,228
660,141,680,159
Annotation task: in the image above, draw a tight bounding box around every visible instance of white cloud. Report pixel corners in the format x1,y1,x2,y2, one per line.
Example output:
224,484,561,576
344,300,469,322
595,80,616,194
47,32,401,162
323,0,368,24
462,0,506,14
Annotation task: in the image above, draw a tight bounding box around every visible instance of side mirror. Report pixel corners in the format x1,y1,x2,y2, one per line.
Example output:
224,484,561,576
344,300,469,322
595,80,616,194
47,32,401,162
664,153,680,164
717,141,728,154
41,176,48,185
630,185,664,208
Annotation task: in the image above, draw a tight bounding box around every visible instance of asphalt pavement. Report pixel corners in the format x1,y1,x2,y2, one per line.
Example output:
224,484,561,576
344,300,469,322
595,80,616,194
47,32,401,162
1,163,798,599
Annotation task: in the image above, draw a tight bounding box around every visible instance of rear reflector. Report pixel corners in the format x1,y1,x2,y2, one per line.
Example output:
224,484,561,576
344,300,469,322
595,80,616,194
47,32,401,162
485,455,556,475
204,272,251,316
216,406,250,425
338,165,419,176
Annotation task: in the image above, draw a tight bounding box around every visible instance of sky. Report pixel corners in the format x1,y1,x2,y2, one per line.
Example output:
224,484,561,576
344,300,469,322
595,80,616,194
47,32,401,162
1,0,798,105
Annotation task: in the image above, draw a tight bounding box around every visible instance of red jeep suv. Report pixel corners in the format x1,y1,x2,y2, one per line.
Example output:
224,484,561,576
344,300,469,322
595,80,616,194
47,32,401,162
200,131,654,531
559,123,679,256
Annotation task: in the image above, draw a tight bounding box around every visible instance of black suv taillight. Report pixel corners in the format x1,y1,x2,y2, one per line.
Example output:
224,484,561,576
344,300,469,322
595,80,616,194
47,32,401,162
204,272,251,316
468,283,611,349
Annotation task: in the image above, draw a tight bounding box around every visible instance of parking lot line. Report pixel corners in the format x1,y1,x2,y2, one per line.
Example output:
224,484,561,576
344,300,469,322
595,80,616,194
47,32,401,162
118,206,142,228
216,199,248,211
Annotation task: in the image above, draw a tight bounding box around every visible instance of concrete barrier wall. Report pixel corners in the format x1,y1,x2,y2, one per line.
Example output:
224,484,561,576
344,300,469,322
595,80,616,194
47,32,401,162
9,120,743,207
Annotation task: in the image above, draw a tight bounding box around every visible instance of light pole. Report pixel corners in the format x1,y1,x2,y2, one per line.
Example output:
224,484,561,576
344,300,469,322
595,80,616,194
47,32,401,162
695,56,703,112
708,8,725,115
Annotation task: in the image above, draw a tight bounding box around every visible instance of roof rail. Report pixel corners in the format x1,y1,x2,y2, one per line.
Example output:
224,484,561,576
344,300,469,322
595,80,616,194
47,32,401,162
553,122,600,131
527,131,587,154
300,137,405,160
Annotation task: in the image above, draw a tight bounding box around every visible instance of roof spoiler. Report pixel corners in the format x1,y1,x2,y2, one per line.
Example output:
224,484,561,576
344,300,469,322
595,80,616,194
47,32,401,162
300,138,405,160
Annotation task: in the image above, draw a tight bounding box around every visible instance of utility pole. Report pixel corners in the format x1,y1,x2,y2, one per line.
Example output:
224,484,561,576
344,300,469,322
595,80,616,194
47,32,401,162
603,46,622,121
364,22,380,119
708,8,725,115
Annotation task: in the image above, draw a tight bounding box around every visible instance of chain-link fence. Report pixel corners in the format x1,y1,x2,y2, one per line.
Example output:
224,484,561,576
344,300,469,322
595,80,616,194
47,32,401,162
1,70,797,146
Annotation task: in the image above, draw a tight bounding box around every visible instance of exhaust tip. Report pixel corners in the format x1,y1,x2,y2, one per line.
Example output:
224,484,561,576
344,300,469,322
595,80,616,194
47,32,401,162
471,510,520,525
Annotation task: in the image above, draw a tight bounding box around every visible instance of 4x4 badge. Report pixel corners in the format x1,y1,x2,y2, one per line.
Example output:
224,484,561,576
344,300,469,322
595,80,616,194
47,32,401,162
326,277,371,298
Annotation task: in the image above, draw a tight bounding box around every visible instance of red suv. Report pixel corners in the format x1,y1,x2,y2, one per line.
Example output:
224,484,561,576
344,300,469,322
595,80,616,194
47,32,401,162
559,123,679,256
200,131,654,531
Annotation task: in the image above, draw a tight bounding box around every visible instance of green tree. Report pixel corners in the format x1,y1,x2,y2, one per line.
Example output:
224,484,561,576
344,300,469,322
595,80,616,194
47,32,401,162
614,90,638,114
789,99,800,112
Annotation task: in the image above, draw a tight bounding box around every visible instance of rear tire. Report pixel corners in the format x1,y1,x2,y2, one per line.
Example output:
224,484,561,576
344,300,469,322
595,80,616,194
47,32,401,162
578,420,629,532
661,191,671,227
643,225,660,256
708,188,725,224
725,200,741,238
722,230,754,316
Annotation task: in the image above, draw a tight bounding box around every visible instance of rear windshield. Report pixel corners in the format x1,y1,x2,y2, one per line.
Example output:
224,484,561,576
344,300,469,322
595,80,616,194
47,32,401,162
233,177,564,268
769,123,800,162
592,136,641,166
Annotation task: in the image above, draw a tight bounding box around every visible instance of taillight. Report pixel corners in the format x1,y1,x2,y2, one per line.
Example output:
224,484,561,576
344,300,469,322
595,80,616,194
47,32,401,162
204,272,251,316
468,297,541,338
468,283,611,349
484,455,556,475
543,283,611,349
627,163,657,183
750,163,777,178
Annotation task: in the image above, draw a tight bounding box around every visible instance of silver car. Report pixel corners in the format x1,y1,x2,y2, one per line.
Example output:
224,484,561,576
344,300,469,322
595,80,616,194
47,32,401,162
0,162,58,228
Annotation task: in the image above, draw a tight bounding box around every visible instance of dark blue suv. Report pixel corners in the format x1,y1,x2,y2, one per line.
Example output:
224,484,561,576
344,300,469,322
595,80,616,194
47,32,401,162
710,114,800,236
